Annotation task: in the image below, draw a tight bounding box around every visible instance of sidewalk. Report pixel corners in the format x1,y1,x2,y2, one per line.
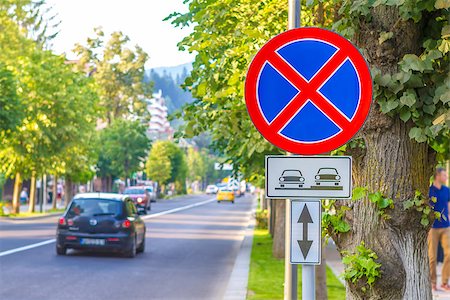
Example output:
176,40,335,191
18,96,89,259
2,201,65,215
325,242,450,300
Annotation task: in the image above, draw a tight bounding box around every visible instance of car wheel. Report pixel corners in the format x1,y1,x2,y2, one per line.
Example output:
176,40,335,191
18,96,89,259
232,201,235,204
125,237,137,258
137,235,145,253
217,201,221,203
56,245,66,255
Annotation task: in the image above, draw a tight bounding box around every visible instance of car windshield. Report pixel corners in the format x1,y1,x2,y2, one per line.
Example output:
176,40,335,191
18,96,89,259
283,170,301,176
207,185,216,189
220,188,232,192
145,187,153,192
124,188,145,194
318,168,338,175
67,199,122,217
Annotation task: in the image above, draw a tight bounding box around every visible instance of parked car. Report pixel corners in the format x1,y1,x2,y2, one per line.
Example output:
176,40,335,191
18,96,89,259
144,185,157,202
123,186,151,213
279,169,305,188
56,193,146,258
205,185,219,194
217,188,235,203
314,168,341,186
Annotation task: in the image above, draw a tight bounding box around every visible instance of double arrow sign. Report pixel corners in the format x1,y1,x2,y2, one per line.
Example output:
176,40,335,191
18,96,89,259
298,205,313,259
291,200,321,265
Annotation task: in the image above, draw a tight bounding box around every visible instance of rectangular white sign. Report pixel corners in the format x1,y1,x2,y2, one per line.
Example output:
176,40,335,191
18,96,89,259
291,200,321,265
265,155,352,199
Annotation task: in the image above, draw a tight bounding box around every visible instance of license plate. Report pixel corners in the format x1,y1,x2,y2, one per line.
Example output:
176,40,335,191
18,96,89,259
80,238,105,246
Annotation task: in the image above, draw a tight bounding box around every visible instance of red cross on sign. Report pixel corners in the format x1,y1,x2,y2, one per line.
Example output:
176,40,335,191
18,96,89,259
245,28,372,154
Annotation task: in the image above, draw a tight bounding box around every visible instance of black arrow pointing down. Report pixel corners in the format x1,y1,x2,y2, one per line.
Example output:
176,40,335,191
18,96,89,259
297,204,313,259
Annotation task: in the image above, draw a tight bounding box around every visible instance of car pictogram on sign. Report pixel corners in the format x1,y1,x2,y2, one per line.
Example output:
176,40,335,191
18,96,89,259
245,27,372,155
278,169,305,189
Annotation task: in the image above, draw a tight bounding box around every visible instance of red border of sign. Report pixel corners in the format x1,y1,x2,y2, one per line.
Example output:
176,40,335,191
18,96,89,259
245,27,372,155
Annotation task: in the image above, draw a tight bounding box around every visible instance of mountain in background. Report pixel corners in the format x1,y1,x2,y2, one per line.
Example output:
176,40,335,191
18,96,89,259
145,62,193,114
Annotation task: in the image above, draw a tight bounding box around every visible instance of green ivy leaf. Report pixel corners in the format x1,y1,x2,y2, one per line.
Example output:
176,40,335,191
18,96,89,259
353,187,368,200
421,217,430,227
435,0,450,9
378,31,393,44
400,90,417,107
400,54,425,72
400,109,412,122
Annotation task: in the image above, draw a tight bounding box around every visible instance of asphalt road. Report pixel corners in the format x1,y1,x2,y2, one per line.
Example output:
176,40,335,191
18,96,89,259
0,193,254,300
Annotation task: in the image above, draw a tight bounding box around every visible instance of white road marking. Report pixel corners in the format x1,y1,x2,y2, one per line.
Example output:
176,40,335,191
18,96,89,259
141,197,216,220
0,239,56,257
0,197,216,257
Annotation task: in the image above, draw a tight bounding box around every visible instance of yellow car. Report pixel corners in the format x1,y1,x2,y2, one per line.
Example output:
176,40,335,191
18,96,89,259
217,189,235,203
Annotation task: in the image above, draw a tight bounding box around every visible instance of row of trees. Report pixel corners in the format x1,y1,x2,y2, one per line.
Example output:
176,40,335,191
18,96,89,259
169,0,449,299
0,1,151,213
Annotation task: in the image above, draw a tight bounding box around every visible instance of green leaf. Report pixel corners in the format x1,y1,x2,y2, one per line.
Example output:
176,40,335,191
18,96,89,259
403,200,414,210
400,54,425,72
378,31,393,44
421,217,430,227
400,90,417,107
435,0,450,9
353,187,368,200
399,109,411,122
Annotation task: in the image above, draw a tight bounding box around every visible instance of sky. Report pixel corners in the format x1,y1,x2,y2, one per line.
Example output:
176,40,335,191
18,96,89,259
46,0,194,68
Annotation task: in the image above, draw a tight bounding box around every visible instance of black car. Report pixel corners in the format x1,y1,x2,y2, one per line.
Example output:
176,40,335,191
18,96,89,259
56,193,146,258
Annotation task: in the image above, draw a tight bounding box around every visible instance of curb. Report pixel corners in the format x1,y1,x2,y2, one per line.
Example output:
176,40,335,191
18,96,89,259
223,196,257,300
0,212,62,221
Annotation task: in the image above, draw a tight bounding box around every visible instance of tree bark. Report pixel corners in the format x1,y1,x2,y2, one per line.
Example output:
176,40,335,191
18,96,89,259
28,173,36,213
64,178,73,208
332,6,434,299
52,175,57,210
12,172,21,214
272,200,286,259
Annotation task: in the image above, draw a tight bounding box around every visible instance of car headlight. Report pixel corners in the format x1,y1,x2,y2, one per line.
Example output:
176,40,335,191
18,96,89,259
335,175,341,180
137,197,143,203
300,177,305,182
315,175,320,180
279,177,285,181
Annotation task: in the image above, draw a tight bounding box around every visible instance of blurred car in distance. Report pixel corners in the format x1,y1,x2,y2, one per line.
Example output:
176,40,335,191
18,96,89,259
123,186,151,213
205,185,219,194
144,185,157,202
217,188,235,203
56,193,146,258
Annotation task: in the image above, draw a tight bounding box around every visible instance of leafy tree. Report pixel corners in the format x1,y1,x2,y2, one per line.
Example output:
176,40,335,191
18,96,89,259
145,141,187,194
73,28,153,124
170,0,449,298
146,141,172,192
97,119,150,187
0,63,21,134
186,147,206,183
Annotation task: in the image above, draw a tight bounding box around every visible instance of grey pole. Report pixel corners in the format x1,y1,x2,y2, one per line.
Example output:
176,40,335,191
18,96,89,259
284,199,297,300
285,2,301,299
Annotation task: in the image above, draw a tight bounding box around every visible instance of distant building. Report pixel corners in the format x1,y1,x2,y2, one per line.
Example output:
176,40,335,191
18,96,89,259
146,90,173,140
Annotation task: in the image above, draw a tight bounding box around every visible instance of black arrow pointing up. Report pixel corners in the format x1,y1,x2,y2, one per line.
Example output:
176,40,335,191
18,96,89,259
297,204,313,259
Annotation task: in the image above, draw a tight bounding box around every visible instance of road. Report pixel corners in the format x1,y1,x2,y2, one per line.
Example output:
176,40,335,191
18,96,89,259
0,193,254,300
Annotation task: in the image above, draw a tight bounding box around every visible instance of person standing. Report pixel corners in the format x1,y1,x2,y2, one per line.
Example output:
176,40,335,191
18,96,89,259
429,167,450,291
19,187,29,204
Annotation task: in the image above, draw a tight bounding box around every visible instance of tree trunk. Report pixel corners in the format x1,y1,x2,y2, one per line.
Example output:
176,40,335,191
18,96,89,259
28,173,36,213
12,172,21,214
64,178,73,208
272,200,285,259
332,7,434,299
316,239,328,300
52,175,57,210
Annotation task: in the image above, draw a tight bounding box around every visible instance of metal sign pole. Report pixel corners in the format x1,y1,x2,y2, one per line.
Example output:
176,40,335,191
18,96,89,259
285,3,301,300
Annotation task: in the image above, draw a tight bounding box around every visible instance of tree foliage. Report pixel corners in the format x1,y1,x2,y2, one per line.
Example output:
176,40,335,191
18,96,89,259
97,119,150,181
73,28,153,124
146,140,187,193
